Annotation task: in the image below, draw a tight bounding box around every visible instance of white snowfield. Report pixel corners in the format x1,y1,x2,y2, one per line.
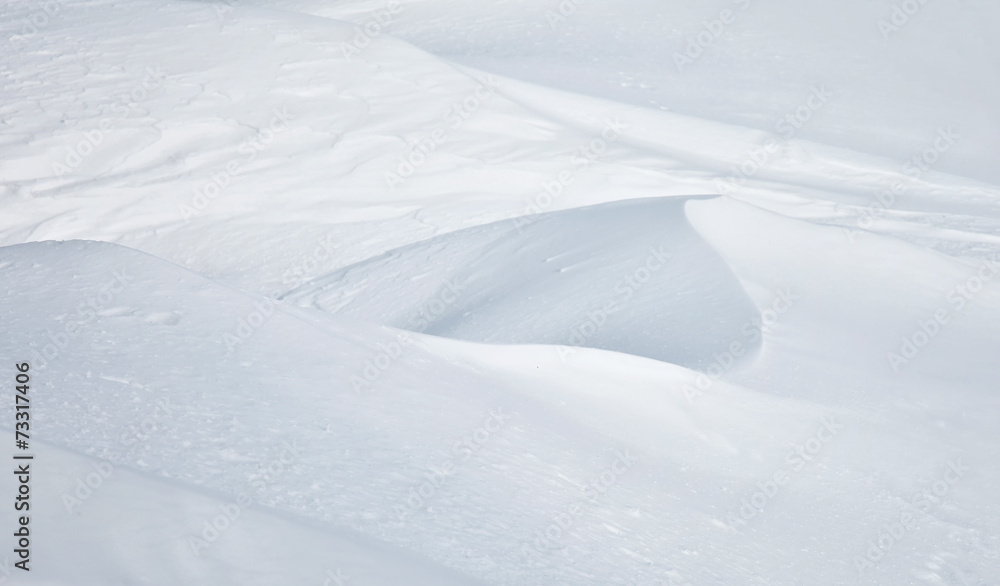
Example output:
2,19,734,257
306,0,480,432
0,0,998,585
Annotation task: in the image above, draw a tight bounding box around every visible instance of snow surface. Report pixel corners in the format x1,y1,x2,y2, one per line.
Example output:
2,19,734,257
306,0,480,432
1,0,999,584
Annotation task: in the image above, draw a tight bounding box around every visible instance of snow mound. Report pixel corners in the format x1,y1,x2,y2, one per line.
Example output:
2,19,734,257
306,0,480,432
1,239,858,584
283,197,761,369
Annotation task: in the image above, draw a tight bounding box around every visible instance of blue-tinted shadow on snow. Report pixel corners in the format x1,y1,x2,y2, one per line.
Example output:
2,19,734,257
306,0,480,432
283,196,761,371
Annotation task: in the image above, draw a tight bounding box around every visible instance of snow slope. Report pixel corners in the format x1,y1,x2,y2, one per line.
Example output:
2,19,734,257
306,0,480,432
1,0,999,584
4,0,999,295
243,0,1000,185
23,440,486,585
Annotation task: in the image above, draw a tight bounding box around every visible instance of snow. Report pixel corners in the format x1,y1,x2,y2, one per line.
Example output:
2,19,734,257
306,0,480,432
281,197,762,368
1,0,998,584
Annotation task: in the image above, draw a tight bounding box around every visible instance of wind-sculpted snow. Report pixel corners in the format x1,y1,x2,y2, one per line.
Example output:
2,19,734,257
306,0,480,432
0,240,878,584
2,0,999,584
4,233,998,584
283,197,762,369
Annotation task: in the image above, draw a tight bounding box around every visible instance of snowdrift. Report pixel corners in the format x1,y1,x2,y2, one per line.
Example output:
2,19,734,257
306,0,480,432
0,239,882,585
1,0,999,584
282,197,761,369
